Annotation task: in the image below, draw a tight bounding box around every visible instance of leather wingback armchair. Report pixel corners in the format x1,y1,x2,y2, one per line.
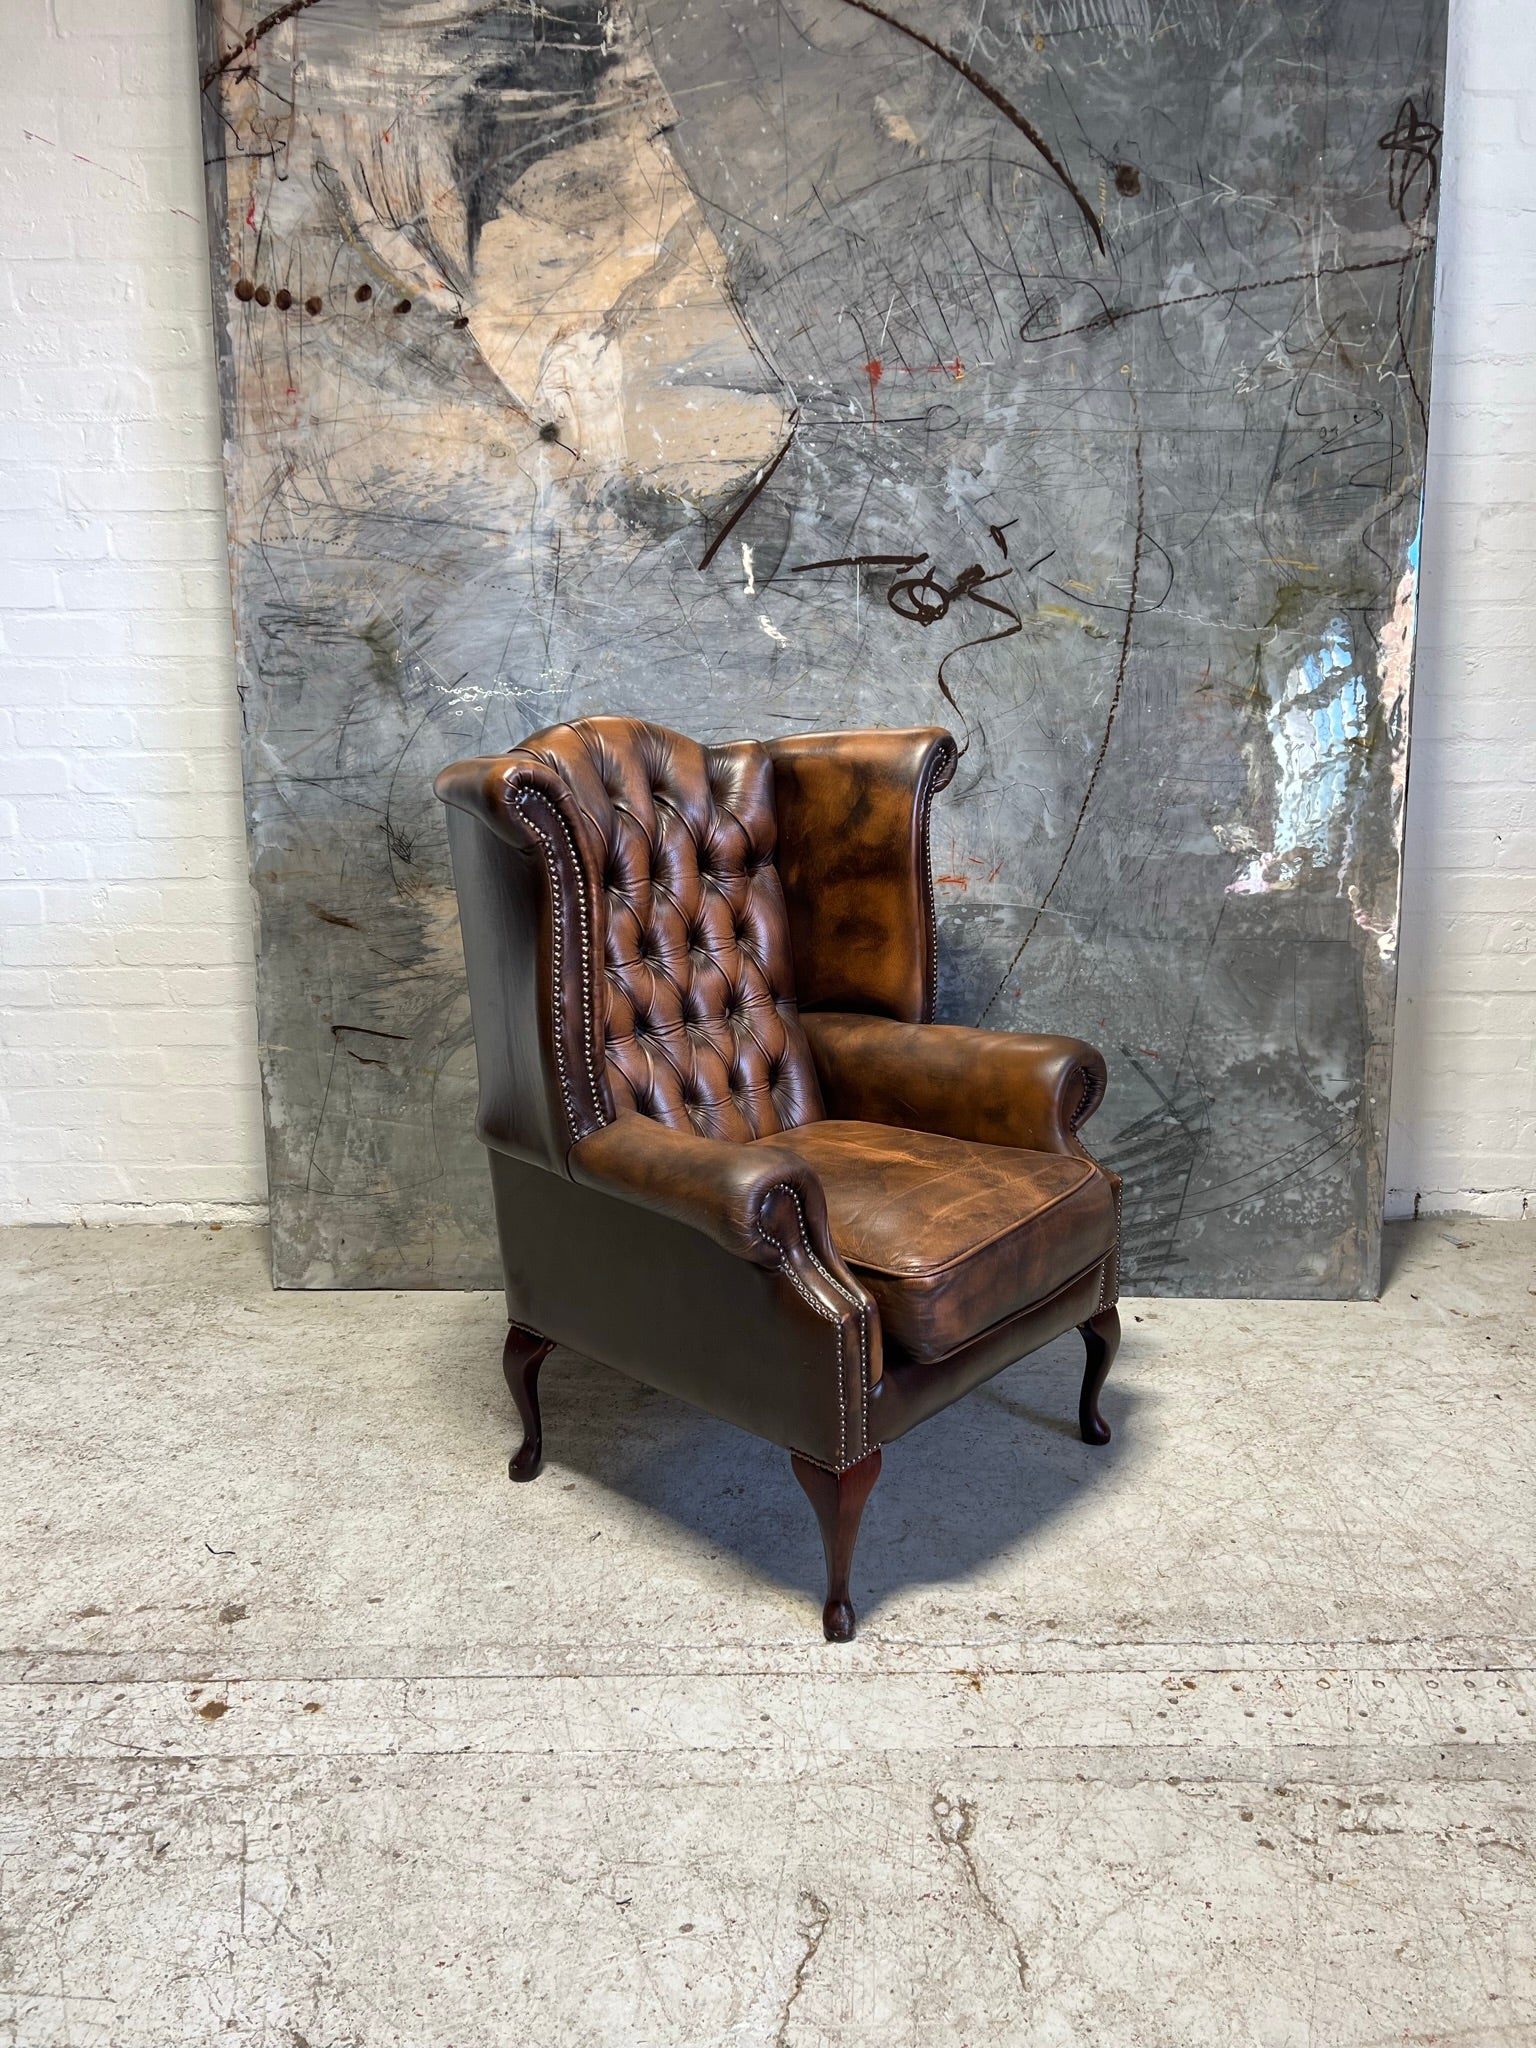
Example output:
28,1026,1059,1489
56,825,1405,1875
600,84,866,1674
436,718,1122,1639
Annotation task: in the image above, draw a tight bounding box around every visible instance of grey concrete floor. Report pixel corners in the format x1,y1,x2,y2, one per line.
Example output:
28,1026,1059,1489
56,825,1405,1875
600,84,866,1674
0,1221,1533,2047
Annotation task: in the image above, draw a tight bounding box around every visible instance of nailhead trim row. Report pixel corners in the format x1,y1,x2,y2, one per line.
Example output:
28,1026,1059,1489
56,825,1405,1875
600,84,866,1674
755,1206,847,1469
782,1181,871,1462
1073,1067,1101,1129
920,745,954,1022
1098,1176,1123,1311
513,782,608,1149
757,1179,873,1468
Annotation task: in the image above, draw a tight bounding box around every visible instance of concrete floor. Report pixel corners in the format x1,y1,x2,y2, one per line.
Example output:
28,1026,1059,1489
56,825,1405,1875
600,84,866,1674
0,1223,1532,2046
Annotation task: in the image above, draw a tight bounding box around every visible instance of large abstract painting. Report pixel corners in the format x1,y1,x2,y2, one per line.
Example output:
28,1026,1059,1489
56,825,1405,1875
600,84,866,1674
199,0,1446,1293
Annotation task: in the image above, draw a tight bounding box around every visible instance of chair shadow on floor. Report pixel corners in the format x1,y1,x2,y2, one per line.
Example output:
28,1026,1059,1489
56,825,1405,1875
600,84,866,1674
457,1328,1144,1625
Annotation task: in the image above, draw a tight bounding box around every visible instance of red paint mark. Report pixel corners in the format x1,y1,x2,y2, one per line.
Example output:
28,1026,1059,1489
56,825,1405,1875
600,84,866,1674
246,195,257,228
864,357,883,435
935,874,970,889
898,357,966,379
382,129,391,143
988,863,1003,882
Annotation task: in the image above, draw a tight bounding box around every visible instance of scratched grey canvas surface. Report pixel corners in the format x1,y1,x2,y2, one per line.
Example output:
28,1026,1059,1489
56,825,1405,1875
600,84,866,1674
199,0,1445,1294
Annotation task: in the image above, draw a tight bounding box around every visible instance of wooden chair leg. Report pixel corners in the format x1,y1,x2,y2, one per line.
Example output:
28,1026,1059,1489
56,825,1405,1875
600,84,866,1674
1077,1306,1120,1445
790,1446,883,1643
502,1323,553,1481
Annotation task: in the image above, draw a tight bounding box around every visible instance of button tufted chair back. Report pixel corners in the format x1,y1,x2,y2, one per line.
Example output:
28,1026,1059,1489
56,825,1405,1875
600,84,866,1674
512,716,825,1143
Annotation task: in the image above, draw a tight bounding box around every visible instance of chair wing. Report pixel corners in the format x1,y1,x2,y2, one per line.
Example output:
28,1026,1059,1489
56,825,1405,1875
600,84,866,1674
767,727,957,1023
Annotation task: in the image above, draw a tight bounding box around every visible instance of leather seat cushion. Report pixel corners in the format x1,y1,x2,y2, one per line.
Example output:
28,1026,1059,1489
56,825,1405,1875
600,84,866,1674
760,1120,1115,1362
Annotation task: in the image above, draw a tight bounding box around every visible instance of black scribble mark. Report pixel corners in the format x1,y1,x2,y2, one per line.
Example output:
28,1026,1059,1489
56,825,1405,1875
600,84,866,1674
931,1792,1030,2002
1025,548,1055,573
536,421,580,460
978,430,1145,1022
331,1024,407,1041
885,561,1008,627
790,552,929,572
935,577,1021,752
1141,533,1176,612
888,568,962,625
306,903,359,929
1109,1052,1209,1285
204,1542,236,1556
1378,98,1441,229
774,1891,831,2048
830,0,1105,255
202,0,327,88
697,411,800,571
312,159,457,329
1179,1111,1359,1219
988,518,1018,557
1020,252,1421,343
872,561,1022,750
1390,242,1433,437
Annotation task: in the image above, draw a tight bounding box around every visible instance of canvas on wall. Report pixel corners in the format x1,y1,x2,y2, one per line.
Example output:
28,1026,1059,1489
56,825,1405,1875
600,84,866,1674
199,0,1446,1294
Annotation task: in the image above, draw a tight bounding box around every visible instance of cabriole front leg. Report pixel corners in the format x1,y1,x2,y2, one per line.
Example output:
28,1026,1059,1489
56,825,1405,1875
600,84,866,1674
502,1323,553,1481
1077,1306,1120,1445
790,1446,883,1642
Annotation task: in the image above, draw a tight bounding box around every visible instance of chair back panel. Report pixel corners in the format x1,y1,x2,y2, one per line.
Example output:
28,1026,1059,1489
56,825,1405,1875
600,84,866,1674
516,718,824,1142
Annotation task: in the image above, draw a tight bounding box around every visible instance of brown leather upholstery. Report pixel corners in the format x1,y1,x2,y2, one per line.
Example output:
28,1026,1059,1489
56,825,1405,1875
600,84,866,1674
487,1147,878,1471
768,727,957,1021
870,1261,1106,1443
801,1012,1107,1154
761,1120,1116,1363
436,716,822,1159
521,719,822,1139
436,715,1122,1604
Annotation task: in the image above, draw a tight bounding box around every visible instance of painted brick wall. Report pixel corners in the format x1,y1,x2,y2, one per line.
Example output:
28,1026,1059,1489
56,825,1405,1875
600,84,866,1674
0,0,264,1223
0,0,1530,1229
1385,1,1536,1220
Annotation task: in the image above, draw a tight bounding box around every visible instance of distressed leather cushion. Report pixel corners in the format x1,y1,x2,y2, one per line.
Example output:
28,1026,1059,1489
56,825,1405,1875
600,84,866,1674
761,1120,1116,1362
514,717,823,1141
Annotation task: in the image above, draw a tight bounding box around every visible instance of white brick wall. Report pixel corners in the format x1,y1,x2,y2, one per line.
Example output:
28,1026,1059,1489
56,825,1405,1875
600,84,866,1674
0,0,1530,1229
0,0,265,1223
1386,0,1536,1220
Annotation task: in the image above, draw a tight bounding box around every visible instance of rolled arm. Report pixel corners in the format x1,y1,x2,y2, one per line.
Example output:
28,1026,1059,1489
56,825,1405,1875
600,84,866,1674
569,1113,879,1367
801,1011,1108,1157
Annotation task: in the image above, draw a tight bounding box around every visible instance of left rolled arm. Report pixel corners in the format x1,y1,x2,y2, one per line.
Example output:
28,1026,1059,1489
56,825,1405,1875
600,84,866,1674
801,1011,1108,1157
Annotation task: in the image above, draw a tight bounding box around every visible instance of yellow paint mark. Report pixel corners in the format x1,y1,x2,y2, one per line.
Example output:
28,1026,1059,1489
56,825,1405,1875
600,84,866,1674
1038,603,1107,637
1267,557,1322,571
874,95,921,147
